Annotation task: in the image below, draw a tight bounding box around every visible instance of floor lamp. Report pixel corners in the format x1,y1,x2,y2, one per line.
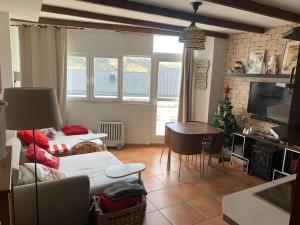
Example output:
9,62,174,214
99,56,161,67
4,87,62,225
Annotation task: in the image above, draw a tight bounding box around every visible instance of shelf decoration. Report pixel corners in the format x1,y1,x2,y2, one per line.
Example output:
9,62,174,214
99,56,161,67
281,41,300,74
247,50,265,74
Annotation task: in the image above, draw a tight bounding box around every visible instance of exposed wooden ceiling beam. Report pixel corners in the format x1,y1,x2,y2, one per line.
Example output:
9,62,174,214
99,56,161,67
13,17,228,38
78,0,265,33
40,6,229,38
38,17,180,36
41,5,185,32
203,0,300,23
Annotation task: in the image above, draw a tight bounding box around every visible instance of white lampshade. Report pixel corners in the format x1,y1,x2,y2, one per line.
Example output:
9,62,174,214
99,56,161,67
3,87,62,130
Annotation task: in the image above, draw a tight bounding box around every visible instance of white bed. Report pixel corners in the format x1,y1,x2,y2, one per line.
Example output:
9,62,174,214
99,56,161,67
59,151,137,195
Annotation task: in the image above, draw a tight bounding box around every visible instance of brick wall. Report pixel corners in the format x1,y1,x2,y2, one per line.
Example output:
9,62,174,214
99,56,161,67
223,23,298,132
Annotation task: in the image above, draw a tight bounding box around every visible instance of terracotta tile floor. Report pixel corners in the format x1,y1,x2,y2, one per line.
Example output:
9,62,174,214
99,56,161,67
110,146,265,225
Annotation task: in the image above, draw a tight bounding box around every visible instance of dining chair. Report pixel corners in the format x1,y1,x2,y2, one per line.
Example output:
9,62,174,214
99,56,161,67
169,130,204,181
203,131,225,178
160,122,173,163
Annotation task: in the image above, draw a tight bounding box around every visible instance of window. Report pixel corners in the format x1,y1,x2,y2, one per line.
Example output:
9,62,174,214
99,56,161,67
94,57,118,98
155,61,182,135
67,55,88,98
153,35,184,54
157,62,182,99
123,56,151,101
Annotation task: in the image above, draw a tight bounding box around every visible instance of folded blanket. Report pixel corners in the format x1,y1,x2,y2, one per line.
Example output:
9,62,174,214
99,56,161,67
102,181,147,201
62,125,88,136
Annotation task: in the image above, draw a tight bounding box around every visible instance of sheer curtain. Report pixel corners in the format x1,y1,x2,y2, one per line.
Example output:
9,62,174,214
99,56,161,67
18,26,67,124
177,49,193,122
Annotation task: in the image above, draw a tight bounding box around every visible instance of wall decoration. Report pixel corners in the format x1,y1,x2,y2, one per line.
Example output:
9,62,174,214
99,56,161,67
193,59,210,89
282,41,300,74
247,50,265,74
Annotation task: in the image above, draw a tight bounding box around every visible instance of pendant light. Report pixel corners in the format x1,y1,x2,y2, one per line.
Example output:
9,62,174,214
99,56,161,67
179,1,206,50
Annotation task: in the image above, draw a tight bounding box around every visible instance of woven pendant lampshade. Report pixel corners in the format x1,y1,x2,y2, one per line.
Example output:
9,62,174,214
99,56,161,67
179,1,206,50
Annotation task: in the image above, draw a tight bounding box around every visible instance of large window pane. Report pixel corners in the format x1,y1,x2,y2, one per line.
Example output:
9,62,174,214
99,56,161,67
67,56,87,98
157,62,182,99
94,58,118,98
156,101,179,135
153,35,184,54
123,56,151,101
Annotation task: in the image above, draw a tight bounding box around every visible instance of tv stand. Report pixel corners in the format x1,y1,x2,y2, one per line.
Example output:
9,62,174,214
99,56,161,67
231,132,286,180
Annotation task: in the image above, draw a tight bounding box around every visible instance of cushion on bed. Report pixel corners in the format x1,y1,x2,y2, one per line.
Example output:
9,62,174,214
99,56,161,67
62,125,89,136
71,141,101,155
26,143,60,169
17,130,49,149
25,163,66,182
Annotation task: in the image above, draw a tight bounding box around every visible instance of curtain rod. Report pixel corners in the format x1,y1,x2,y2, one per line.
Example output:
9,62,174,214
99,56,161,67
10,24,83,30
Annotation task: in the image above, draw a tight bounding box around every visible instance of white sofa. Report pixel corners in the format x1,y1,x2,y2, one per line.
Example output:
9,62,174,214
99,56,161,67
7,133,137,225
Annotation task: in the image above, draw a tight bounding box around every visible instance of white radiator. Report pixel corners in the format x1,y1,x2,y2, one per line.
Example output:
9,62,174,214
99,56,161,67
97,121,125,149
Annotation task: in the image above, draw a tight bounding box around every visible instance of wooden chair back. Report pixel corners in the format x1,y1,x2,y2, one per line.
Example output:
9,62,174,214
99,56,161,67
209,131,224,155
170,131,203,155
164,122,173,148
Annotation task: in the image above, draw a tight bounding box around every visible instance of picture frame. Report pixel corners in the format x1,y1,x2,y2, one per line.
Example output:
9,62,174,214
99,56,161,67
281,41,300,74
247,50,265,74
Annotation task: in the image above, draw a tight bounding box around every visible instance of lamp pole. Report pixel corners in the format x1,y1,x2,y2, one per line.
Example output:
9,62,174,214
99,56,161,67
32,130,40,225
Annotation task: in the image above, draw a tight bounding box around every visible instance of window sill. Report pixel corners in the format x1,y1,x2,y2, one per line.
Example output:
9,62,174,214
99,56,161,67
67,98,154,106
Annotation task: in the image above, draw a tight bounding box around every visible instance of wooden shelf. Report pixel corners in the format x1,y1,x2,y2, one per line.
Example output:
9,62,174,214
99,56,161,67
225,73,290,79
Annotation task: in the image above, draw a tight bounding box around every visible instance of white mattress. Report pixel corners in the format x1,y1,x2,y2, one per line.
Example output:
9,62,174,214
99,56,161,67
59,151,137,195
49,131,103,148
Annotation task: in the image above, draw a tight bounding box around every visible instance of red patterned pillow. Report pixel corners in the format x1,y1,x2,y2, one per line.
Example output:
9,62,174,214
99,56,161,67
17,130,49,149
26,143,60,169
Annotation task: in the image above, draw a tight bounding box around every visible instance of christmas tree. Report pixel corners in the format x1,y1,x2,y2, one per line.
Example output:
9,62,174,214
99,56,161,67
211,85,237,147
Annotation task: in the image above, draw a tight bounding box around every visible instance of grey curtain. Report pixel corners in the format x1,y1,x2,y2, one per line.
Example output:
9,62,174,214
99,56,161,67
177,49,193,122
18,26,67,124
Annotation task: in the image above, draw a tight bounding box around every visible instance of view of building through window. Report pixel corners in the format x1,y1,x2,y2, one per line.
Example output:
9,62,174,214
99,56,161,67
67,56,87,97
94,57,118,98
123,56,151,101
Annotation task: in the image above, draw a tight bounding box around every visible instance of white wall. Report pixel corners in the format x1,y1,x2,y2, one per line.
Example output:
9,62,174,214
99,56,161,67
192,37,227,123
68,29,153,55
67,102,153,144
0,11,13,97
67,29,227,144
67,29,154,144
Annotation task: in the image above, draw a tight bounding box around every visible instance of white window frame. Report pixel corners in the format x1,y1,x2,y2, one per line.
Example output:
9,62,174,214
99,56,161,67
122,55,153,103
90,54,121,102
66,52,90,101
151,53,182,143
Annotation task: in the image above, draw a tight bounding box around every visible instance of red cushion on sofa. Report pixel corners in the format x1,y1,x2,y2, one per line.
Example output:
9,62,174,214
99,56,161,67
26,143,60,169
99,195,141,213
61,125,89,136
17,130,49,149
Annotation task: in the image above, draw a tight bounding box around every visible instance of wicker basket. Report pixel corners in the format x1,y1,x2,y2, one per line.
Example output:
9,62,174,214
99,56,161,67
94,196,146,225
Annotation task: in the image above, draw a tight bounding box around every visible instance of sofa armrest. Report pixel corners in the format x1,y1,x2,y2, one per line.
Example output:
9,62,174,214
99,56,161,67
13,175,90,225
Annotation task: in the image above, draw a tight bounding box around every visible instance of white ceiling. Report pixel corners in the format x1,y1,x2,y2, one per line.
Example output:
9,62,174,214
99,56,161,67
21,0,300,34
0,0,42,21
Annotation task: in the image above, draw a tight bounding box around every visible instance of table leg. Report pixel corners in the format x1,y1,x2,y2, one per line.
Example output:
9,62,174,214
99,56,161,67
167,148,171,171
138,171,141,184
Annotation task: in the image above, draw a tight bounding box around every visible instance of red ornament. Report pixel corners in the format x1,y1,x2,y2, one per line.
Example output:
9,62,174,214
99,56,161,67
224,85,232,98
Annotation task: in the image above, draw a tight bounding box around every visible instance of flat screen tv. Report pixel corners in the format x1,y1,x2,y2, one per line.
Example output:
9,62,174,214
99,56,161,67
247,82,293,124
